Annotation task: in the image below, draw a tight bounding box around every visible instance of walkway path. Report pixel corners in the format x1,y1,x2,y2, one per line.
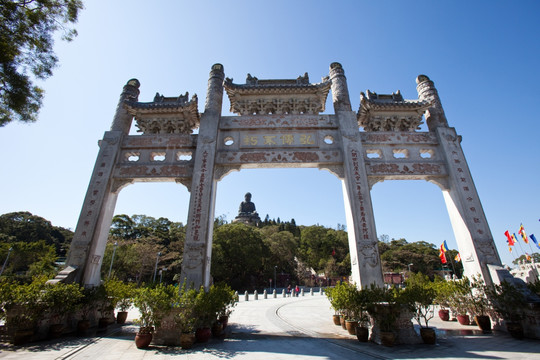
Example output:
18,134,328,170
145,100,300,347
0,294,538,359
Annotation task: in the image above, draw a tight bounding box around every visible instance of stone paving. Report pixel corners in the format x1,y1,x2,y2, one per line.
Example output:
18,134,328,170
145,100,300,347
0,293,539,359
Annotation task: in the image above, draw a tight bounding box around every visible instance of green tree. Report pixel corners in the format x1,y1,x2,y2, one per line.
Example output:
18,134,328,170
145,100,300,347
0,211,73,257
211,223,268,291
0,0,83,126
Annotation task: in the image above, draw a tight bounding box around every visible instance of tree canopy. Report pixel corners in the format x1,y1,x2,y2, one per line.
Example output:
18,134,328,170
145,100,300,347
0,0,83,126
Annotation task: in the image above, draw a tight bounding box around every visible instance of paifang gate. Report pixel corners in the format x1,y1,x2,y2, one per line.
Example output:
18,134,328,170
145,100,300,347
53,63,504,289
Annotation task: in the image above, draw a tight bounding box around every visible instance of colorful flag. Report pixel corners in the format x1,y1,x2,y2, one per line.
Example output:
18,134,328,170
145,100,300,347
508,246,513,253
505,230,515,246
441,240,449,252
454,253,461,262
439,248,447,264
518,224,529,244
530,234,540,249
512,233,519,244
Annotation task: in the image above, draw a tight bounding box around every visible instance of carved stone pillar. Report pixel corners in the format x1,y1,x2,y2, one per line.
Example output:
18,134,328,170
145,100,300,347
330,63,384,287
110,79,140,133
180,64,224,289
416,75,448,131
63,80,139,285
436,126,501,285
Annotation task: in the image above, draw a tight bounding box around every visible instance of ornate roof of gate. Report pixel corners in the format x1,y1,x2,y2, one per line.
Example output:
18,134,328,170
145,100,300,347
224,73,331,115
357,90,433,132
125,92,200,134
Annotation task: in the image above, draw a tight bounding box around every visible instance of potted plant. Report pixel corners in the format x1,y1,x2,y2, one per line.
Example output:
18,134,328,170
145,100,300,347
75,286,99,336
193,286,217,342
95,284,113,330
324,285,344,326
447,279,471,325
403,273,437,344
174,285,197,349
212,283,237,330
366,285,402,347
42,282,83,338
104,278,135,324
133,284,176,348
468,276,492,332
487,280,527,338
433,278,452,321
353,287,372,342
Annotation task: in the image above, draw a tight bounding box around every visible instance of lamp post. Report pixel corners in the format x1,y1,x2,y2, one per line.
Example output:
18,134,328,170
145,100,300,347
408,263,413,272
274,266,277,290
152,252,161,283
0,247,13,277
160,267,167,284
108,242,118,279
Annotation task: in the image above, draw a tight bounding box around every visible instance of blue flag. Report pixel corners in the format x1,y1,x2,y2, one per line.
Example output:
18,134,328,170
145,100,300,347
530,234,540,249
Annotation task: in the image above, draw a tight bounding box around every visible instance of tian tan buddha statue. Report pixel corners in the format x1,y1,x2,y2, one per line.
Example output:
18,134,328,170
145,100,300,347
234,192,261,225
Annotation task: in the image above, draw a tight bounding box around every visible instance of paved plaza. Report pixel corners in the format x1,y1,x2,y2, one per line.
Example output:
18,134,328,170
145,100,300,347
0,294,538,359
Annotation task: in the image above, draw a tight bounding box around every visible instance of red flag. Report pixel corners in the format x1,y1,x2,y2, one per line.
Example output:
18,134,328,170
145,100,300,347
439,246,447,264
505,230,515,246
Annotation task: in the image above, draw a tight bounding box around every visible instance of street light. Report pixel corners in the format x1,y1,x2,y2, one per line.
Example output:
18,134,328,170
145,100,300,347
0,247,13,277
108,242,118,279
274,266,277,289
159,267,167,284
408,263,413,272
152,252,161,283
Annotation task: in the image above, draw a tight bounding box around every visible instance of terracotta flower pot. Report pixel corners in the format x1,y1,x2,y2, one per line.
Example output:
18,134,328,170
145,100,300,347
457,314,470,325
340,315,346,330
219,315,229,329
77,319,90,336
195,327,211,343
474,315,491,333
438,309,450,321
345,320,358,335
355,326,369,342
332,314,341,326
135,332,152,349
506,322,524,339
48,323,64,339
180,332,195,349
420,327,436,344
98,317,109,331
380,331,395,347
212,321,223,337
116,311,128,324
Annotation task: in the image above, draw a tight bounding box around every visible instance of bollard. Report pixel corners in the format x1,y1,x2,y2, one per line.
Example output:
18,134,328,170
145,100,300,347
273,289,277,298
254,290,258,300
292,290,296,297
235,291,239,300
282,289,286,297
264,290,267,299
310,288,313,296
245,291,249,301
320,287,324,295
301,289,304,296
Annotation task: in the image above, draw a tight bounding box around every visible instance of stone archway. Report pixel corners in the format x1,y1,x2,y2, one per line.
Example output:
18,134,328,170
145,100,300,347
53,63,503,289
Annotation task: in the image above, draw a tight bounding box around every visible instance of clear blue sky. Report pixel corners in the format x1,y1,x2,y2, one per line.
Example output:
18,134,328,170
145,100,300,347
1,1,538,268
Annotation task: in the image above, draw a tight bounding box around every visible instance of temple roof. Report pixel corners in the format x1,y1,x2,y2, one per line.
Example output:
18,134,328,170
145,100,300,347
357,90,433,132
224,73,332,115
124,92,200,134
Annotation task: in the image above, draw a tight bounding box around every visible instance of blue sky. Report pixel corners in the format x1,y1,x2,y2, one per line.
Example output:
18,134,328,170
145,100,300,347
0,1,538,268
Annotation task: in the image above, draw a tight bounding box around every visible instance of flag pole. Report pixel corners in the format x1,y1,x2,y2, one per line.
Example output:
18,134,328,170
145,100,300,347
446,251,457,277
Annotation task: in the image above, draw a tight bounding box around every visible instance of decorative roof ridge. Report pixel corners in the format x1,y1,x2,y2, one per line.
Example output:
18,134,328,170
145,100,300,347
224,73,331,90
125,92,198,111
359,90,432,111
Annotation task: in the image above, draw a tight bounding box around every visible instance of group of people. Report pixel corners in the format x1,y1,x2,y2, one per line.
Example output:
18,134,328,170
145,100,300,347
286,284,301,297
